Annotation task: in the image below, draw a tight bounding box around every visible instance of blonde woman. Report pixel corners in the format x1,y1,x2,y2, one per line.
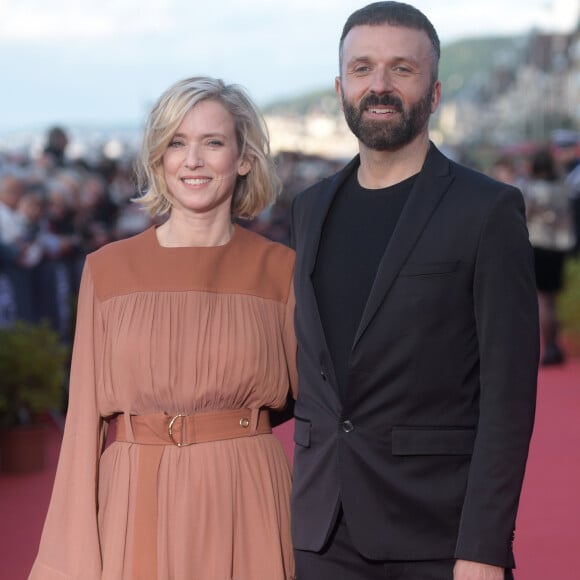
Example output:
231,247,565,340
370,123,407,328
31,77,297,580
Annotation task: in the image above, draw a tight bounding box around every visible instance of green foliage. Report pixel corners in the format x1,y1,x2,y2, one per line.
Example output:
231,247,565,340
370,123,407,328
439,36,525,99
559,257,580,335
0,320,68,427
264,88,339,116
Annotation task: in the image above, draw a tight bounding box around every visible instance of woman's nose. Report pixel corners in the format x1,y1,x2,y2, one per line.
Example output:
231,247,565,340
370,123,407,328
184,146,203,169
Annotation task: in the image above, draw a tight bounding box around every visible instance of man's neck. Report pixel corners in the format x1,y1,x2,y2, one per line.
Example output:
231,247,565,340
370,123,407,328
357,134,431,189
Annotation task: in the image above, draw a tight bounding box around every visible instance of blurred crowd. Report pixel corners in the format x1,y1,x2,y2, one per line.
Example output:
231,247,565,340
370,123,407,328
0,127,343,338
0,127,150,267
490,130,580,366
0,127,151,339
2,125,579,364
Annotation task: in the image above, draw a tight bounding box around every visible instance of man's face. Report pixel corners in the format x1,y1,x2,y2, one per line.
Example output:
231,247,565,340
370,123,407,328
337,23,441,152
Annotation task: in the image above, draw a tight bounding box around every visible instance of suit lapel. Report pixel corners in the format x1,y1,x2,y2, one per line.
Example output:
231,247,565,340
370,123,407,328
296,157,359,389
353,145,454,348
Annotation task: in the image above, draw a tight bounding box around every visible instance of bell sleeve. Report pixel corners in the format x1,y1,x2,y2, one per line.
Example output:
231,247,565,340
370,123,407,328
29,262,107,580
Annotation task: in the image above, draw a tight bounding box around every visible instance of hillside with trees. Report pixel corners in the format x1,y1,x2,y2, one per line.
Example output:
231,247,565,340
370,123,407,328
263,35,526,115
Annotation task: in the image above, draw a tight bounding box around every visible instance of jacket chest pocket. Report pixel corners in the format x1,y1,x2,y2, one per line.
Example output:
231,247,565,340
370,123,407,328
398,261,460,278
394,261,464,321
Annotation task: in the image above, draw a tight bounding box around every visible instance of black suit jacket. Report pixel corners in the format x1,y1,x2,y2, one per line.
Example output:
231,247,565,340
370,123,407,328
290,144,539,568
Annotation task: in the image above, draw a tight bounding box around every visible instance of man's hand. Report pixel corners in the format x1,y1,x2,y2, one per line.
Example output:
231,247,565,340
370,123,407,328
454,559,505,580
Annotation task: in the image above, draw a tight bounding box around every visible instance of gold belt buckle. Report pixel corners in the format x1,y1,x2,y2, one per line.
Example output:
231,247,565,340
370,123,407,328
168,414,193,447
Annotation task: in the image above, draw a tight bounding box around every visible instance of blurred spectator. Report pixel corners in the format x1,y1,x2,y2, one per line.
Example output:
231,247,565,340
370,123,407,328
522,148,576,366
76,173,118,252
0,174,27,264
45,178,82,259
42,126,69,168
552,130,580,174
552,130,580,254
0,174,25,243
490,155,527,191
15,190,45,268
566,170,580,255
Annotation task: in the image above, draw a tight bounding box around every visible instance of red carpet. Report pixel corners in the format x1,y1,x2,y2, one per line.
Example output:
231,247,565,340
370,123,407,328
513,359,580,579
1,361,578,579
0,422,61,580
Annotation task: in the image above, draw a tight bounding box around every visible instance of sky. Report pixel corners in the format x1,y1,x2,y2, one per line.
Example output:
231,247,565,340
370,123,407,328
0,0,578,132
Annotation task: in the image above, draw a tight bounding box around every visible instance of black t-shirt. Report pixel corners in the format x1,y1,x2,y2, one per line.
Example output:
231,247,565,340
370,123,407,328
312,170,415,391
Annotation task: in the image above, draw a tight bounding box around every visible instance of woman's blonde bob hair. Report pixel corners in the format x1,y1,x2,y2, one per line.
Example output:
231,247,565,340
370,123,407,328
134,76,280,218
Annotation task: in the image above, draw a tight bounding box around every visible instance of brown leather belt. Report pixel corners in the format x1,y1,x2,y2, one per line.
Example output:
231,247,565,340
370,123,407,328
113,407,271,579
115,407,271,446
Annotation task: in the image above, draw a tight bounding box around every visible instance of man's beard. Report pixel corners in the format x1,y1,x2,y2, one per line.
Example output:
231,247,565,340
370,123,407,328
342,86,434,151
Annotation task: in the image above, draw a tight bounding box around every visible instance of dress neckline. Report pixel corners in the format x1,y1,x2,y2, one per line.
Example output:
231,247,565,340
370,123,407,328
148,223,239,250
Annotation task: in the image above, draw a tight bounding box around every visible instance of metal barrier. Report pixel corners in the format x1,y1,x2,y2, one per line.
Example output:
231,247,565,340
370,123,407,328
0,255,84,341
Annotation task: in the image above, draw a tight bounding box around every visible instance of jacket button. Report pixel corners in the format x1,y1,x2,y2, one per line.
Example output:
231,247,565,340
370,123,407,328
342,420,354,433
320,370,327,381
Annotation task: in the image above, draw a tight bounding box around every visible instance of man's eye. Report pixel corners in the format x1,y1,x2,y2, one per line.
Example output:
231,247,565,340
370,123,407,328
354,66,371,74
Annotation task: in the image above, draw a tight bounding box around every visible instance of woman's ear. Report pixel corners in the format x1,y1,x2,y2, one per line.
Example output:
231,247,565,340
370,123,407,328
237,156,252,177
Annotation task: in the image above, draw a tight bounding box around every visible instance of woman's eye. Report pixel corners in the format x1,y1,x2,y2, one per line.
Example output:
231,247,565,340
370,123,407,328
207,140,224,147
168,139,183,148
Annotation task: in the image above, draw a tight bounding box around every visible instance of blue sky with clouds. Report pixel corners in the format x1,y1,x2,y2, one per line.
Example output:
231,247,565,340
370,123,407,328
0,0,577,132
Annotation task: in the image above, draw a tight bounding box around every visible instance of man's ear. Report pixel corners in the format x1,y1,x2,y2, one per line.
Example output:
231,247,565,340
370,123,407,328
335,77,344,112
431,80,442,114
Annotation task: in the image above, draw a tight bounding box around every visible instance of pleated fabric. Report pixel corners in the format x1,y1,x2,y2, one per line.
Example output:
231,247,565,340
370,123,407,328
30,225,297,580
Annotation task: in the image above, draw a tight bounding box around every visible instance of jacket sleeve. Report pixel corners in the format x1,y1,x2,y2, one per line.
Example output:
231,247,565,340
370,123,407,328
455,187,539,567
29,262,107,580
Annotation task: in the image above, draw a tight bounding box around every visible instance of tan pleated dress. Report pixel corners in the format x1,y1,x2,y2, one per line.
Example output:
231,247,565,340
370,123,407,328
29,225,297,580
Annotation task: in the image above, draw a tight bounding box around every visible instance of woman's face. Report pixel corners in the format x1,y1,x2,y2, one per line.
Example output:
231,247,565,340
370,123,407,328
162,99,251,220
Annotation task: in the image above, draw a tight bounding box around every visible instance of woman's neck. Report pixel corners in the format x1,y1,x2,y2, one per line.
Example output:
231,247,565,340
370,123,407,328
156,213,234,247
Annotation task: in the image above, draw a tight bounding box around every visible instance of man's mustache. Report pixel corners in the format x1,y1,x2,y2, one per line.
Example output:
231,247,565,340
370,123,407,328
359,93,403,112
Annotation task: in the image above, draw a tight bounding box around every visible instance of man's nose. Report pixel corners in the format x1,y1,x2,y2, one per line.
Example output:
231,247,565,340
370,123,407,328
369,68,394,93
